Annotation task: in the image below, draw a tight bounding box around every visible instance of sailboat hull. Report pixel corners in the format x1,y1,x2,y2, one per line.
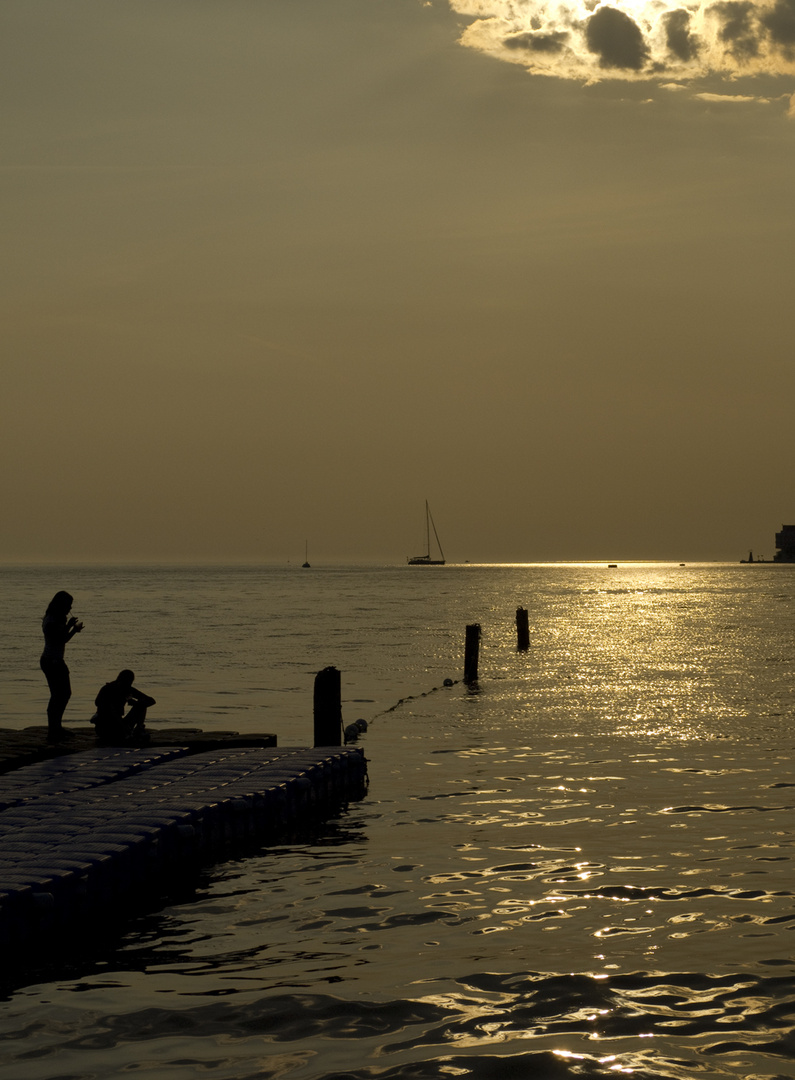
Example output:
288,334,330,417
407,556,445,565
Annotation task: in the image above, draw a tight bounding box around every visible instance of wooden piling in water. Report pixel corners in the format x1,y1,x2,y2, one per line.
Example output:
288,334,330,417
314,666,342,747
464,624,481,683
516,607,530,651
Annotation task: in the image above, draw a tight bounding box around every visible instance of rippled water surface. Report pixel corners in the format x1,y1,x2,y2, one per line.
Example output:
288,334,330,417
1,563,794,1079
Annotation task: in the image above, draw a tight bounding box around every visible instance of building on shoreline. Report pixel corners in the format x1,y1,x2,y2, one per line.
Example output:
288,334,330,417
774,525,795,562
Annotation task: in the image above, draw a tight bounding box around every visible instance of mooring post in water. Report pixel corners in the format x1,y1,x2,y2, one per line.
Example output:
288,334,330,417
464,623,481,683
314,665,342,747
516,607,530,651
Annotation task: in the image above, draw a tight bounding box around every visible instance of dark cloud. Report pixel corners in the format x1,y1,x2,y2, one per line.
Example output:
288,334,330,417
455,0,795,89
709,1,761,60
663,9,700,61
504,30,570,54
761,0,795,55
585,6,650,70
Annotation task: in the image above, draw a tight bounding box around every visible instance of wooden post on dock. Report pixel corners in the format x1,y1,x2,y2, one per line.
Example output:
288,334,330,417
516,607,530,651
464,624,481,684
314,666,342,747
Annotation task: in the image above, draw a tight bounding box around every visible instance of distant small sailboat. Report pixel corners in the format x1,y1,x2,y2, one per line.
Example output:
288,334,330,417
407,501,445,565
302,541,310,568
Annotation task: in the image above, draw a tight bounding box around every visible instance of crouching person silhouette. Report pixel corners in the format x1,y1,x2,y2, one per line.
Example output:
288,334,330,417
92,670,156,746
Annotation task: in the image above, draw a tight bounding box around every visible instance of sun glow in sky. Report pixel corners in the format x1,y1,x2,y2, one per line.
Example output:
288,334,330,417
452,0,795,101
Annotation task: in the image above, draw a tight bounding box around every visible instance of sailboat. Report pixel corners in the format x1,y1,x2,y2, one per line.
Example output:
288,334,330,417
407,501,446,565
302,541,310,568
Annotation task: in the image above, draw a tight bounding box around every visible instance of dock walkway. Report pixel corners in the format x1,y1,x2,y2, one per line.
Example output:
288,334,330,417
0,728,368,960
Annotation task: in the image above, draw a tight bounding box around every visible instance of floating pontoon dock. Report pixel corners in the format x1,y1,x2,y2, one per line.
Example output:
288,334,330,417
0,728,368,960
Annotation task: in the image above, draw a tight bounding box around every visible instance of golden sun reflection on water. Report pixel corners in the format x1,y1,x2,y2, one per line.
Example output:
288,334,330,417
460,561,788,743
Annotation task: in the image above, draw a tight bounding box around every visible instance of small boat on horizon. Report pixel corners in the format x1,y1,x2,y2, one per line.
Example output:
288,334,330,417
407,501,446,566
302,540,310,568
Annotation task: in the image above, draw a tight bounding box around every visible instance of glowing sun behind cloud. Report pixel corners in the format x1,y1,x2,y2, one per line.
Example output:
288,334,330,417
448,0,795,85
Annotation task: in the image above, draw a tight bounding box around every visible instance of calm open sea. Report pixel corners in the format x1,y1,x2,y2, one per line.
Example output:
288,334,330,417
1,563,794,1080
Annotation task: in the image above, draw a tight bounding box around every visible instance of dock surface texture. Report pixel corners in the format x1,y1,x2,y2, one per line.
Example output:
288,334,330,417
0,729,368,960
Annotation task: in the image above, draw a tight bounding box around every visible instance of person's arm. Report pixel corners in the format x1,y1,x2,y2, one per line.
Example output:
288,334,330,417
127,688,156,707
65,616,84,641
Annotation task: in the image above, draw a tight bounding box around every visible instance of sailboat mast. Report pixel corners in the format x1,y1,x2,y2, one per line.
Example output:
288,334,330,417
428,503,445,562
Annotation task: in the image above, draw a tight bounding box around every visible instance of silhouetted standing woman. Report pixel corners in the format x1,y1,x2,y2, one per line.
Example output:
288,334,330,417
40,590,83,740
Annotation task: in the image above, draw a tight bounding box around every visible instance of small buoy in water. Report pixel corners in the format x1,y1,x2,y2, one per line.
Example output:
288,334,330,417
443,678,453,687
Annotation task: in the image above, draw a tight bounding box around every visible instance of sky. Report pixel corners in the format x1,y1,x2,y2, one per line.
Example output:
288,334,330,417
2,0,794,564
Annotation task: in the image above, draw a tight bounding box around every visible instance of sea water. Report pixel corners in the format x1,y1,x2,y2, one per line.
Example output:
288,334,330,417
0,563,794,1079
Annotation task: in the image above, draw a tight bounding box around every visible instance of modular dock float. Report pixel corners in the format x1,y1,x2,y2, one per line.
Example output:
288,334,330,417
0,733,368,960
